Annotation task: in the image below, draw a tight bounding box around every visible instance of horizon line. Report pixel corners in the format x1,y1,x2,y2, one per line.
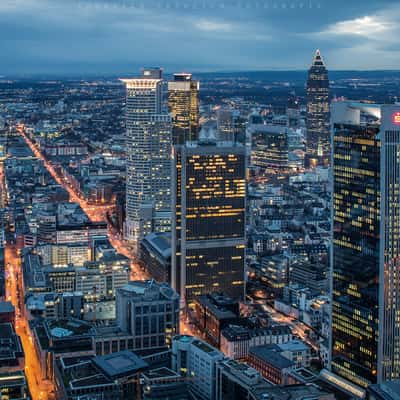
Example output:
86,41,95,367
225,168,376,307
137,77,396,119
2,68,400,80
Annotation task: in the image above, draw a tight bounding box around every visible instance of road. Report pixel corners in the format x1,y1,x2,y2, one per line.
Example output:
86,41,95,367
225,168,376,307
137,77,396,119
17,124,148,280
261,303,319,351
17,125,114,223
0,161,6,208
5,245,53,400
180,316,201,337
108,228,149,281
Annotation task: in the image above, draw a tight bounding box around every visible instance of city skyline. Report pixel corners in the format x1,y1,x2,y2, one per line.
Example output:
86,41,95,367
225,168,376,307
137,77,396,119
1,0,400,74
2,9,400,394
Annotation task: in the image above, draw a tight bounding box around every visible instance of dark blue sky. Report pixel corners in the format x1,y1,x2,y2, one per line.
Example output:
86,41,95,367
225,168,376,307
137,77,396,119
1,0,400,75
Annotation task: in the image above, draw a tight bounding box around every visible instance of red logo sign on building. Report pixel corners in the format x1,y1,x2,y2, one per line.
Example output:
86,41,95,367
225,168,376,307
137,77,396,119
393,112,400,125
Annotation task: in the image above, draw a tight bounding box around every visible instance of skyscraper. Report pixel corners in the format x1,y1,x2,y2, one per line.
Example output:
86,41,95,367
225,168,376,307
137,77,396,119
168,73,200,145
171,142,246,306
217,108,234,143
122,68,172,246
249,125,289,171
306,49,330,167
331,101,400,387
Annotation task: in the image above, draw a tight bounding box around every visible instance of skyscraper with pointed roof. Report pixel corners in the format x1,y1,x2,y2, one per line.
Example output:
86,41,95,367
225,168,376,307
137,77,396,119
306,49,330,167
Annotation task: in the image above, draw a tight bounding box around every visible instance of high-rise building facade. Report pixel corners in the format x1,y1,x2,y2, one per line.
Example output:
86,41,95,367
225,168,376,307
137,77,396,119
217,108,235,143
168,73,199,145
306,49,330,167
122,68,172,245
171,142,246,305
249,125,290,170
116,280,180,349
331,102,400,387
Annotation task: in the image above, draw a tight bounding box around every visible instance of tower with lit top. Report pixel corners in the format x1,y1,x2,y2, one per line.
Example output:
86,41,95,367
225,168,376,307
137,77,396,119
306,49,330,167
121,68,172,248
168,73,200,145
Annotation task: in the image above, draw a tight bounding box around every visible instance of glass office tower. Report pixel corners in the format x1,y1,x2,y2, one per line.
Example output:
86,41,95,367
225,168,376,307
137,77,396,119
121,68,172,246
168,73,200,145
306,49,330,167
250,127,289,170
171,142,246,305
331,102,400,387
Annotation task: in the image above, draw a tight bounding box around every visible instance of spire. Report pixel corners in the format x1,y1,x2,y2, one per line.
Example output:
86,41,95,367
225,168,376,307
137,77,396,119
312,49,325,67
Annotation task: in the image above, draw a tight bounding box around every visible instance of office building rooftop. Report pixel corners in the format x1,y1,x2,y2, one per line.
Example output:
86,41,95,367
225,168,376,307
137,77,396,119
93,350,149,379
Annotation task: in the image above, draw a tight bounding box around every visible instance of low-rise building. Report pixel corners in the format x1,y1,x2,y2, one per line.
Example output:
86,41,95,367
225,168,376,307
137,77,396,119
116,280,180,350
172,335,224,400
32,318,95,380
192,293,240,347
0,301,15,325
220,324,293,360
139,232,171,283
141,367,189,400
0,323,24,372
289,261,328,294
260,254,289,298
267,340,311,369
54,351,148,400
247,345,294,385
75,260,128,301
0,322,29,400
0,371,29,400
215,358,272,400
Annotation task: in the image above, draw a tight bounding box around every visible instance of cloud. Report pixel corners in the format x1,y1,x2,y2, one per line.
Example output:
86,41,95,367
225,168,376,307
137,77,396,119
300,3,400,69
323,15,392,37
0,0,400,73
195,19,232,32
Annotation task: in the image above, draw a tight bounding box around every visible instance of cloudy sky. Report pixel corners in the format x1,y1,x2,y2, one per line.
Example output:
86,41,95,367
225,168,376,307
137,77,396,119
1,0,400,75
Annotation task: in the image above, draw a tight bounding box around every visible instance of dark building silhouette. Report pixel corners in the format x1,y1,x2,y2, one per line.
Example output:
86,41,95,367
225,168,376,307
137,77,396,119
171,142,246,306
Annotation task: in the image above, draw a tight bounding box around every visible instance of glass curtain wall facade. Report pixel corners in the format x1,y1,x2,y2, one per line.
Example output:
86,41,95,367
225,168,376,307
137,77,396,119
331,121,380,387
306,49,330,167
251,130,289,170
168,73,199,145
121,68,172,246
331,102,400,387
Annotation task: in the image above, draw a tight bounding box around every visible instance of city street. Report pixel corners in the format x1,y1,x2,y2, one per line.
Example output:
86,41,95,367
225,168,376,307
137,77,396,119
17,124,114,223
261,303,319,351
5,245,54,400
17,125,148,281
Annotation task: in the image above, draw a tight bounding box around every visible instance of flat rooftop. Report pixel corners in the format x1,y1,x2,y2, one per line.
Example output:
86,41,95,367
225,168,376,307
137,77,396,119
278,340,309,352
249,346,293,369
0,301,15,314
47,319,93,337
93,351,149,379
192,339,221,356
142,232,171,259
142,367,180,381
0,371,26,388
